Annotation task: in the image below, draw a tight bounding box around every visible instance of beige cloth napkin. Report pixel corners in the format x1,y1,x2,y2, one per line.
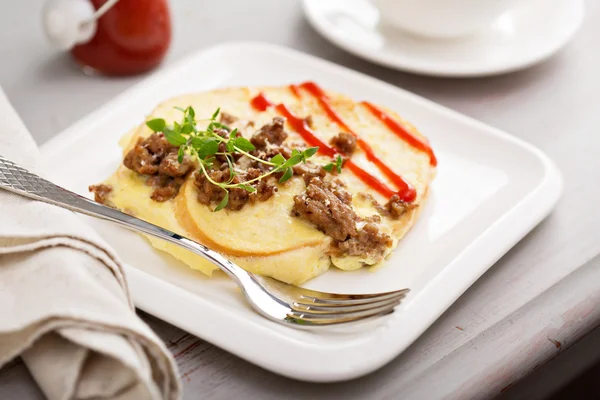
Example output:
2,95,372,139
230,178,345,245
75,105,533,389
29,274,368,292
0,89,181,399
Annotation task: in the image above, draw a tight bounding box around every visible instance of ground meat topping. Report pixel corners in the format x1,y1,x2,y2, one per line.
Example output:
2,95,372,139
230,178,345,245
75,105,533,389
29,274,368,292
194,169,228,206
295,163,326,184
149,177,186,202
359,193,417,220
158,152,194,177
292,178,358,241
193,167,277,211
330,132,357,155
328,179,352,205
89,184,113,205
226,177,253,211
122,132,195,201
123,137,160,175
336,222,393,258
292,177,393,260
250,117,287,148
255,179,278,202
385,194,417,219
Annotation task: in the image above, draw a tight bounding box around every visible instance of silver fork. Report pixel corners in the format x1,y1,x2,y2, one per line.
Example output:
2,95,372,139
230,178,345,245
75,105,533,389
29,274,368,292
0,155,409,328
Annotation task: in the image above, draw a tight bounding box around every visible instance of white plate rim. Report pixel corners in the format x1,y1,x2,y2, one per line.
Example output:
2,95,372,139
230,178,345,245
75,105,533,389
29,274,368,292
302,0,585,78
39,41,564,382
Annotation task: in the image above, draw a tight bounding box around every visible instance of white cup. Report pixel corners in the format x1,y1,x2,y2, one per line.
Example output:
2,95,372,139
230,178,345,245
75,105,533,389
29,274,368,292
371,0,518,39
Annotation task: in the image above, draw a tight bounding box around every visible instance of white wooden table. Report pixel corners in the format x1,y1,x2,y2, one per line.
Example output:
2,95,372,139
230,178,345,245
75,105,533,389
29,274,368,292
1,1,599,399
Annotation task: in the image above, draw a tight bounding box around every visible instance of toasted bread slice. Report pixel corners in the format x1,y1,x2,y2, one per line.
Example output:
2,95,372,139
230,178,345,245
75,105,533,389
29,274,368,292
94,85,435,284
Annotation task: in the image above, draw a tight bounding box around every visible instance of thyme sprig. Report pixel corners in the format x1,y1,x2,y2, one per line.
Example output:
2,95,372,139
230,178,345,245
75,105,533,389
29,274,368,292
323,154,344,174
145,106,319,211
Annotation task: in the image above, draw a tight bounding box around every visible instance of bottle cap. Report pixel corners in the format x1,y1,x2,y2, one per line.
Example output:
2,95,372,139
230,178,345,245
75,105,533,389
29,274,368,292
42,0,97,50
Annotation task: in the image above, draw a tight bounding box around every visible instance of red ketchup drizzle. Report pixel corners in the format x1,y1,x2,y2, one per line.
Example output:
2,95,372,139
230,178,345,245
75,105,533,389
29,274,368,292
275,104,336,158
362,101,437,167
250,93,272,112
250,92,398,199
344,160,396,198
299,81,416,202
289,84,301,98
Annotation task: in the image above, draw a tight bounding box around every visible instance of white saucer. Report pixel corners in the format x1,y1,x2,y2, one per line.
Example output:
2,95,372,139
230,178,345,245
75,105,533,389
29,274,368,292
303,0,585,77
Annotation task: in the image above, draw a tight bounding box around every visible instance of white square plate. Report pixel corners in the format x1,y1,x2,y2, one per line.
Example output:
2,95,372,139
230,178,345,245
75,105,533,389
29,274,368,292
39,42,562,382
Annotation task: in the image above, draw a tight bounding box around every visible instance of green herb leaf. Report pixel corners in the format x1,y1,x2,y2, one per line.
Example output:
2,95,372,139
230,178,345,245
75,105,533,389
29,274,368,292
211,107,221,121
237,184,257,193
323,155,344,174
271,154,285,166
335,155,344,173
223,156,235,183
177,146,185,163
233,137,255,152
190,136,211,149
180,123,193,134
206,123,215,134
163,129,187,146
302,146,319,160
186,106,195,119
213,191,229,212
197,139,219,159
230,128,239,137
146,118,166,132
173,121,182,134
174,106,186,113
226,139,235,153
279,167,293,183
282,154,302,168
203,156,216,168
211,122,231,132
186,113,195,127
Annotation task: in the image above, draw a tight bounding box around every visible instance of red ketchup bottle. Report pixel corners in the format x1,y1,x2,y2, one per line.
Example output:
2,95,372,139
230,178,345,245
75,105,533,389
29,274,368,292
71,0,171,76
43,0,172,76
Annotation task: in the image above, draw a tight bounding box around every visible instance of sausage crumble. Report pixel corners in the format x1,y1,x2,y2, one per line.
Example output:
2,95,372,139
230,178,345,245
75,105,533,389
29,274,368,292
292,178,357,242
330,132,357,155
122,132,195,201
89,184,113,205
250,116,288,148
292,177,393,260
194,166,277,211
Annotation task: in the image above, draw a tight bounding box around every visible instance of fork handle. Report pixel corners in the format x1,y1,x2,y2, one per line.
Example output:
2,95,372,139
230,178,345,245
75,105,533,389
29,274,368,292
0,155,247,283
